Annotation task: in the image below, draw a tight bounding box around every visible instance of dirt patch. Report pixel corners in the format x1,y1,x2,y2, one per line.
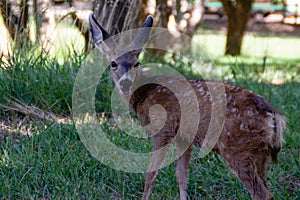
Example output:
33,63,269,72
0,99,70,143
0,117,34,143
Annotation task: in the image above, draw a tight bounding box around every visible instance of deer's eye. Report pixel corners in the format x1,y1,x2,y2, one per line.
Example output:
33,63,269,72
111,61,118,70
134,62,141,68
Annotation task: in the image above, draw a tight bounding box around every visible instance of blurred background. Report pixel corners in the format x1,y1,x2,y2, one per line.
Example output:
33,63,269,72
1,0,300,59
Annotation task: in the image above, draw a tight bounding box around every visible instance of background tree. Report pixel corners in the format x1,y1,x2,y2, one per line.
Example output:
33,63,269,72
91,0,205,56
220,0,253,55
0,0,29,47
171,0,206,37
93,0,142,35
0,0,206,56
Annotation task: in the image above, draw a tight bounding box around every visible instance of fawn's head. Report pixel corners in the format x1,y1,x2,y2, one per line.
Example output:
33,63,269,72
89,14,153,95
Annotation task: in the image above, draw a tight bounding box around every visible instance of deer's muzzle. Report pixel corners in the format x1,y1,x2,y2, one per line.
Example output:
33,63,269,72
119,78,133,95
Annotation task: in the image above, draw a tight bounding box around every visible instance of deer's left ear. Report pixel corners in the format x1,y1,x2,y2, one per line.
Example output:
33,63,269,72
130,15,153,55
89,13,115,53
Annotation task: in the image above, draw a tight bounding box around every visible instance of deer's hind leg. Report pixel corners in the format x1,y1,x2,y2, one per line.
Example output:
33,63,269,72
225,152,274,200
254,151,270,190
176,146,193,200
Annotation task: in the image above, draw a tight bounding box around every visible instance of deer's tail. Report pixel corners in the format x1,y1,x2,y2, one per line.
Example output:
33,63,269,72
270,113,286,162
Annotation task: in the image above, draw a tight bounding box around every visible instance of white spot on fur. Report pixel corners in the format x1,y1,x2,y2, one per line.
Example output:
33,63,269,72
266,112,273,116
231,107,237,113
240,123,249,131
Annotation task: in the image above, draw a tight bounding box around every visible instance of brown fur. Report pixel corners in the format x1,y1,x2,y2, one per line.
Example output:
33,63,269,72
89,14,287,200
129,78,286,200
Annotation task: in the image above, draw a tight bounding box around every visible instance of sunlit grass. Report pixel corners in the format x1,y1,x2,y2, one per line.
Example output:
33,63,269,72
193,32,300,60
54,21,86,62
191,32,300,84
1,15,85,63
0,12,11,58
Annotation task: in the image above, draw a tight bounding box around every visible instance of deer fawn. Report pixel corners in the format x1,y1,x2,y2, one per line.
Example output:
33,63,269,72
89,14,286,200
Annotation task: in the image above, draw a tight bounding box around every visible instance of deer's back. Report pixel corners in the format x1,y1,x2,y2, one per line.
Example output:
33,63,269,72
131,78,283,154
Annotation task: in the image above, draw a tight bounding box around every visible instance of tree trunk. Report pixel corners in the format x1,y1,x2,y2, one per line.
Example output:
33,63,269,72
91,0,205,57
146,0,205,59
94,0,141,36
139,0,150,26
0,0,15,40
33,0,40,44
39,0,56,52
68,0,90,52
183,0,206,37
17,0,29,47
221,0,253,56
0,1,12,58
0,0,29,47
156,0,172,28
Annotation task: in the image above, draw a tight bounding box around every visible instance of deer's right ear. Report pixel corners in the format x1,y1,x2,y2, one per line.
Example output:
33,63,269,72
130,15,153,55
89,13,114,52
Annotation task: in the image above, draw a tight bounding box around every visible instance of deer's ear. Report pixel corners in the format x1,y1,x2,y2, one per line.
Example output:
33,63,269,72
142,15,154,29
89,13,114,52
131,15,153,54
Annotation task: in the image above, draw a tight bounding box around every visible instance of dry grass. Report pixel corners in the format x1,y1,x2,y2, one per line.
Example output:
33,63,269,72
0,98,71,143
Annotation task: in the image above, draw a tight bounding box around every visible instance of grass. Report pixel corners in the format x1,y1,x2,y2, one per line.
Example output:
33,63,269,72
0,23,299,199
0,48,84,116
193,32,300,61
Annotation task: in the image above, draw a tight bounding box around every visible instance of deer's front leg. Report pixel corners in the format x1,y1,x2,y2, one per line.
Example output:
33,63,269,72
142,169,159,200
176,146,193,200
142,133,172,200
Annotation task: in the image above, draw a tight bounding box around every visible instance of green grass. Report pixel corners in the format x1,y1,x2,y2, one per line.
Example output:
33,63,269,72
0,92,299,200
0,49,84,116
193,32,300,61
0,24,299,199
54,21,86,62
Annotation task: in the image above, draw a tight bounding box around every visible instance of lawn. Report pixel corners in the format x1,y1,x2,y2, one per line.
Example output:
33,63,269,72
194,32,300,60
0,23,299,199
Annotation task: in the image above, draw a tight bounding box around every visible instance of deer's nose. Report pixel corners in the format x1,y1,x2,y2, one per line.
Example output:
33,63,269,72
120,79,133,89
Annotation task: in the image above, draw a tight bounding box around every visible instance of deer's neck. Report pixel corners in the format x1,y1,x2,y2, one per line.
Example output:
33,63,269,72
129,82,158,112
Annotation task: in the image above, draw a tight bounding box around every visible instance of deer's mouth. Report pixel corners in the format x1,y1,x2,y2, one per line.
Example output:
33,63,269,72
119,78,133,95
